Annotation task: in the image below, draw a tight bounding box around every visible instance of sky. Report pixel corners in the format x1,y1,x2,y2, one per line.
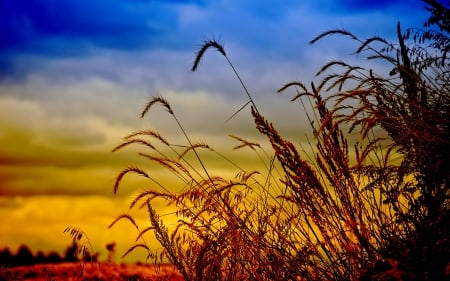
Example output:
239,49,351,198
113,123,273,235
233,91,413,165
0,0,432,263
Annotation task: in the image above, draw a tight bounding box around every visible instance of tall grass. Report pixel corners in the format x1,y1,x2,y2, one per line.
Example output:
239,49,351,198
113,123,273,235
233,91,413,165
111,11,449,281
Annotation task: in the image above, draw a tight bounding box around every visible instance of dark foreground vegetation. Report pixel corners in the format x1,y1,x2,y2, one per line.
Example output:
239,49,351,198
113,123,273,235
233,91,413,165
110,1,449,280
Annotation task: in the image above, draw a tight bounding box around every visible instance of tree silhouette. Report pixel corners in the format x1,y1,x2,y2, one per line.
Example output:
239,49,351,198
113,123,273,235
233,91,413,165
34,250,45,264
15,245,34,266
45,251,63,264
0,247,12,266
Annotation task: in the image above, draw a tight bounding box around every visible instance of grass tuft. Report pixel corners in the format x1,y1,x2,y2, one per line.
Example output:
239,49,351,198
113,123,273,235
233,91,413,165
192,39,226,72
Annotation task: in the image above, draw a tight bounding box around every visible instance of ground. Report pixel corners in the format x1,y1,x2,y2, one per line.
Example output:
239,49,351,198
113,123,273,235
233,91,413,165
1,262,183,281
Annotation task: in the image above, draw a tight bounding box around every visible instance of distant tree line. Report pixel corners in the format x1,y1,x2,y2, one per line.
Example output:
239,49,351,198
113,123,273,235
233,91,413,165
0,242,98,267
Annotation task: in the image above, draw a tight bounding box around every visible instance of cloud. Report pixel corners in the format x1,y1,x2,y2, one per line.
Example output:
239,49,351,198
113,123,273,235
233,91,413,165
0,0,173,52
312,0,427,14
0,78,310,198
0,0,205,79
0,81,141,197
0,78,286,197
0,0,429,81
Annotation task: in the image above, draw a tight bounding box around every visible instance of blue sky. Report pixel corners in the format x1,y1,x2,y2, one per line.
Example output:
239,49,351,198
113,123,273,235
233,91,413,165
0,0,434,261
1,0,429,80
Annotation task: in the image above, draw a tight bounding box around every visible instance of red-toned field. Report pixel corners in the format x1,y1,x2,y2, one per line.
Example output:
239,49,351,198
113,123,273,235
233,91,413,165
1,262,183,281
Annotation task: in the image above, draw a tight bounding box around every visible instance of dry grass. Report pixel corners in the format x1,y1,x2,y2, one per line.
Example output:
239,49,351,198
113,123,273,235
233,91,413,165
111,11,449,281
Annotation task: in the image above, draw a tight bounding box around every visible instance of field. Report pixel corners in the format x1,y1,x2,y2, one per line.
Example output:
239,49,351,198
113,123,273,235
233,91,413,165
1,262,182,281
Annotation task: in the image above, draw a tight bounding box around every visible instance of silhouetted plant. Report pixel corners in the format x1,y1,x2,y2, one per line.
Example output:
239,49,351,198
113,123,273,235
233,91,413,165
63,226,97,263
306,5,449,277
63,226,100,279
112,2,449,280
